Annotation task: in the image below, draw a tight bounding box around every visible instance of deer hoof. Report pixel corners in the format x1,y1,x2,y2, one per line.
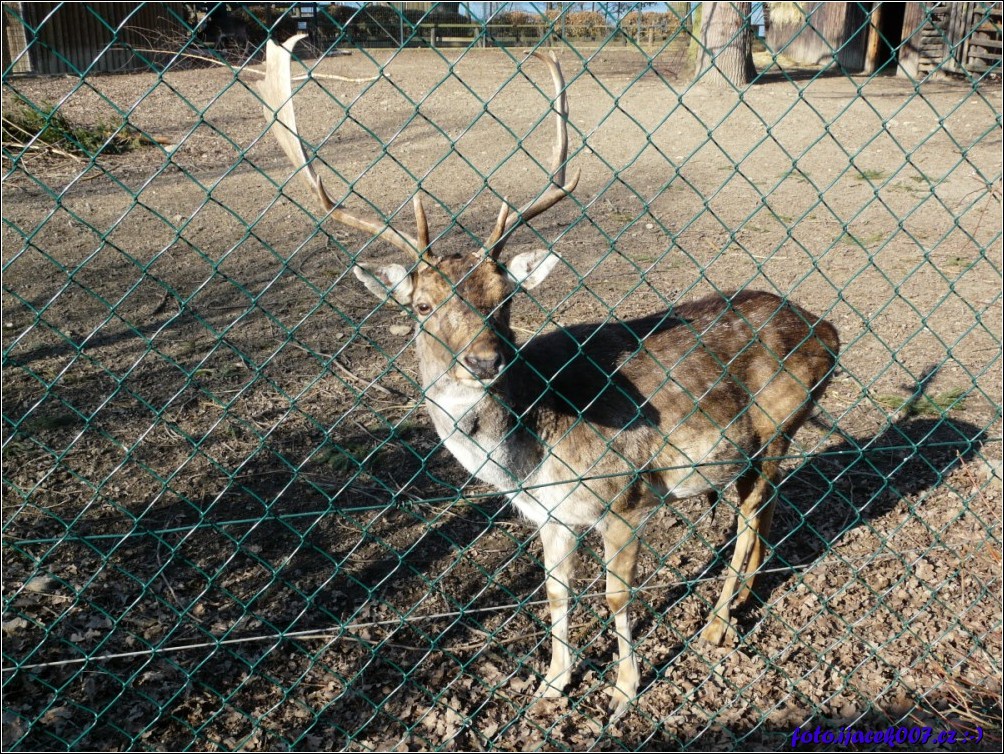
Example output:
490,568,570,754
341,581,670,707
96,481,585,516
700,615,738,646
533,676,568,702
608,687,634,721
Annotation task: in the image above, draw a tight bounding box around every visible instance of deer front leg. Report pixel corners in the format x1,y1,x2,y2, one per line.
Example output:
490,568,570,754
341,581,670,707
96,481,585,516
534,521,577,700
603,514,641,719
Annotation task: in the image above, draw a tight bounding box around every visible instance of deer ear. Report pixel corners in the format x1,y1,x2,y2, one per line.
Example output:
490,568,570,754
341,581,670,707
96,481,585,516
506,249,560,291
353,264,414,306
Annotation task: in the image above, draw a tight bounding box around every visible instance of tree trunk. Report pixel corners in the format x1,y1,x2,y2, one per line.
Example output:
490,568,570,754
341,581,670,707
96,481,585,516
695,2,757,88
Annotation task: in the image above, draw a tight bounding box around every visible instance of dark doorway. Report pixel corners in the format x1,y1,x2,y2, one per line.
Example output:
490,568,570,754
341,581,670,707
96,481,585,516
876,1,906,73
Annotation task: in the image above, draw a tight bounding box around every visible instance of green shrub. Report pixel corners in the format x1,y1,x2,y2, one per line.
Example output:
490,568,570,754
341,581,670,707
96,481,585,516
2,99,147,158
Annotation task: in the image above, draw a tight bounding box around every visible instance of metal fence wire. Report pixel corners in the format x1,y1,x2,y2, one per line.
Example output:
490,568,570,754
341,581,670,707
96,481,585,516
2,2,1002,751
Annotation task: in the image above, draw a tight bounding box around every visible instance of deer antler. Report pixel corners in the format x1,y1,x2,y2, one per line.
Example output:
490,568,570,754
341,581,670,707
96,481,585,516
485,51,580,260
260,35,423,259
261,38,574,262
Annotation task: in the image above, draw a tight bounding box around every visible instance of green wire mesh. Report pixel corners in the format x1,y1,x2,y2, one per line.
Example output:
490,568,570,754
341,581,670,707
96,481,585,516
3,2,1001,751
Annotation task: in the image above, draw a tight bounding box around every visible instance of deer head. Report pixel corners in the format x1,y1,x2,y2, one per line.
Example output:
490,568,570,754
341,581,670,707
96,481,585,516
260,36,579,387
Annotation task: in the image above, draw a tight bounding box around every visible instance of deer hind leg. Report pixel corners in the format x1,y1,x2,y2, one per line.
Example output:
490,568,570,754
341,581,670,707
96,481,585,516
701,446,785,646
736,487,777,604
534,521,578,700
602,510,642,718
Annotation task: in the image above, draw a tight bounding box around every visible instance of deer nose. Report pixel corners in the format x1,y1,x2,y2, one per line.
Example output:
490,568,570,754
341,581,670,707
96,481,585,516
463,352,504,381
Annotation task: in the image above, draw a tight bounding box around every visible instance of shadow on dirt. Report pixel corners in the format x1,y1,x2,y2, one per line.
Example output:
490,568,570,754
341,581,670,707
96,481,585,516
184,415,991,746
631,414,988,727
5,351,992,749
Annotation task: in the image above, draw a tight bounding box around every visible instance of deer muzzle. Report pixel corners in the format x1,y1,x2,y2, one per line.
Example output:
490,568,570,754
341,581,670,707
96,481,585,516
461,350,506,382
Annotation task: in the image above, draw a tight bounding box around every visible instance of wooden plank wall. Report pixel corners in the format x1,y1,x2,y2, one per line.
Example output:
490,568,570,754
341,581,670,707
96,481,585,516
898,2,949,79
3,2,32,74
4,2,189,75
901,2,1002,78
961,1,1002,72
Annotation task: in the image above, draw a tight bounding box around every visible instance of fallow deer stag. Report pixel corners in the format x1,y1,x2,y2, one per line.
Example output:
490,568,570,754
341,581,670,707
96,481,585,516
260,36,840,718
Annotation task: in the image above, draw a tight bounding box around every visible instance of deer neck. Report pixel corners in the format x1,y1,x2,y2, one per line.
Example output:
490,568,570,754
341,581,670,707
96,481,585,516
417,340,541,490
418,348,517,442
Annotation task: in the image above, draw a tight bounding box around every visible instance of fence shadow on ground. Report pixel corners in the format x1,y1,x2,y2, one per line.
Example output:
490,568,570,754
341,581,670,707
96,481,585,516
146,412,990,748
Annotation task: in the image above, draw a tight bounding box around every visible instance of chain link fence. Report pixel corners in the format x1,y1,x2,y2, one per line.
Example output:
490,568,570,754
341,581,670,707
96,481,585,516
3,2,1002,750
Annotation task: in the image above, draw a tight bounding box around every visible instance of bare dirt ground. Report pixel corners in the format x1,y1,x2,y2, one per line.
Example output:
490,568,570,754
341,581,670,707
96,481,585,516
3,45,1002,751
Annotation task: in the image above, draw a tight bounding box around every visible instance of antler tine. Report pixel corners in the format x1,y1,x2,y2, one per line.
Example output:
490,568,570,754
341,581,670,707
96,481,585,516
486,51,580,259
413,193,430,252
490,199,511,248
261,35,422,260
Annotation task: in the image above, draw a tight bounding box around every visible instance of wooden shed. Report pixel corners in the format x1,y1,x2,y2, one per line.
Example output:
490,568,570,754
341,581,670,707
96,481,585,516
899,2,1002,79
767,2,1001,79
766,2,871,70
3,2,189,75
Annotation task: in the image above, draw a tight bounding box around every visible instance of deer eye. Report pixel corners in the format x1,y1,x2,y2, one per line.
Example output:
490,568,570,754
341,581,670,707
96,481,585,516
415,303,433,316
